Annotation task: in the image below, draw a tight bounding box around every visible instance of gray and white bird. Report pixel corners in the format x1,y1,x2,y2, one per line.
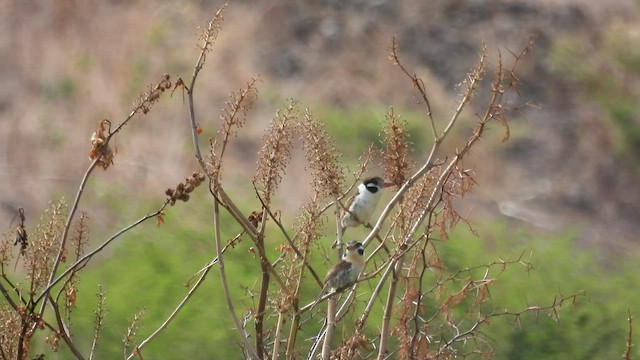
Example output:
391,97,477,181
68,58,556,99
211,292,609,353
341,177,394,232
311,240,365,309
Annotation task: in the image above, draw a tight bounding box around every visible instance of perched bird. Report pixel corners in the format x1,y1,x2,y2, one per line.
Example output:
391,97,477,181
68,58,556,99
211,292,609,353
311,241,365,309
341,177,394,232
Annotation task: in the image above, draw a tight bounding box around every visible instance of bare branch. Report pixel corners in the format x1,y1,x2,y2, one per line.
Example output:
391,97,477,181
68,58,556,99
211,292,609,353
623,310,633,360
89,285,106,360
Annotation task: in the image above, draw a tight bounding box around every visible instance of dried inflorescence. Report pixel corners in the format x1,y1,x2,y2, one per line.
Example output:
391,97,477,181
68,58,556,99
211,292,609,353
23,200,67,296
0,232,13,272
136,74,172,115
165,172,207,206
0,305,21,359
89,119,114,170
382,107,412,187
254,101,298,205
123,308,146,356
330,330,370,360
198,5,226,58
436,166,478,240
63,212,90,313
393,171,436,243
295,199,325,252
455,43,486,106
298,109,345,200
209,76,260,183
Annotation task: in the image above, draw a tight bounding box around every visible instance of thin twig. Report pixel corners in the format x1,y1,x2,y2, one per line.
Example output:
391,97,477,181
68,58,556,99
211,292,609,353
34,203,169,306
126,261,214,359
252,183,323,287
89,285,106,360
48,294,86,360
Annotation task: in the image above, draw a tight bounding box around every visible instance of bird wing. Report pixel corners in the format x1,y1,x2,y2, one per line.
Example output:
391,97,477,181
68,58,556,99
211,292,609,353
344,192,357,211
324,260,351,285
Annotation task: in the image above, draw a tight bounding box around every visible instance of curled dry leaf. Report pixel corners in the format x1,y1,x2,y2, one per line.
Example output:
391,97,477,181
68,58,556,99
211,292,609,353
89,119,114,170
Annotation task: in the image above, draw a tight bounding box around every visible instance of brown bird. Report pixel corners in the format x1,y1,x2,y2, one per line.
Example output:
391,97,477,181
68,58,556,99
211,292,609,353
310,240,365,309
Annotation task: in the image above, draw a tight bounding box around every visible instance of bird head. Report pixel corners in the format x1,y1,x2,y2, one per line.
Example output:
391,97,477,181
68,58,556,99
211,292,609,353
344,240,365,266
363,177,395,194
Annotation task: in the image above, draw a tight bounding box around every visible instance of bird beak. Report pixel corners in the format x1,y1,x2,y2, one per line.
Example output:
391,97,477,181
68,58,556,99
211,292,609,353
383,181,395,188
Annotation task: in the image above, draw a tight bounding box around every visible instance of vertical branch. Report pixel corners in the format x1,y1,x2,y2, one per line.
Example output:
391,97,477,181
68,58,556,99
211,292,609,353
123,309,145,360
321,298,337,360
377,255,406,360
271,311,286,360
187,4,227,167
255,211,270,359
89,285,106,360
213,198,260,360
623,310,633,360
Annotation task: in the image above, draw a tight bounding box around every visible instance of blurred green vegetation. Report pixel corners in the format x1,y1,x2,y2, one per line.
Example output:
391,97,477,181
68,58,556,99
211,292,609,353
40,75,77,101
311,106,431,157
443,224,639,359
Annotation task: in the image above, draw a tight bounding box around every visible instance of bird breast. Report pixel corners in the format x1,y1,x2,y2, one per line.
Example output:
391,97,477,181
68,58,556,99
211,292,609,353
326,262,360,290
343,183,382,227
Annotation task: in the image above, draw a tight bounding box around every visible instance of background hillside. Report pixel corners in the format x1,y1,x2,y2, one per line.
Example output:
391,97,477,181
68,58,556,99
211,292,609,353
1,0,640,359
2,0,640,249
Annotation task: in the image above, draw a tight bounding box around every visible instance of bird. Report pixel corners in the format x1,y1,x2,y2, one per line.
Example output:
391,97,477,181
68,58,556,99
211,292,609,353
340,177,394,233
310,240,365,309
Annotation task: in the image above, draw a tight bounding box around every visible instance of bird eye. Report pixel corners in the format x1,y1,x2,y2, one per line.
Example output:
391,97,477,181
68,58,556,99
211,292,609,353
357,248,364,255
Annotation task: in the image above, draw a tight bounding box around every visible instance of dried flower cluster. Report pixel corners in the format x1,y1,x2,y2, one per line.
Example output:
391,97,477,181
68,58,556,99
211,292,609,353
435,166,478,240
298,109,344,200
0,306,21,359
331,329,369,360
123,308,146,357
24,200,67,296
393,171,436,242
197,5,226,58
165,172,207,205
63,212,90,312
254,101,298,205
136,74,172,115
89,119,114,170
382,107,412,187
209,76,260,183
